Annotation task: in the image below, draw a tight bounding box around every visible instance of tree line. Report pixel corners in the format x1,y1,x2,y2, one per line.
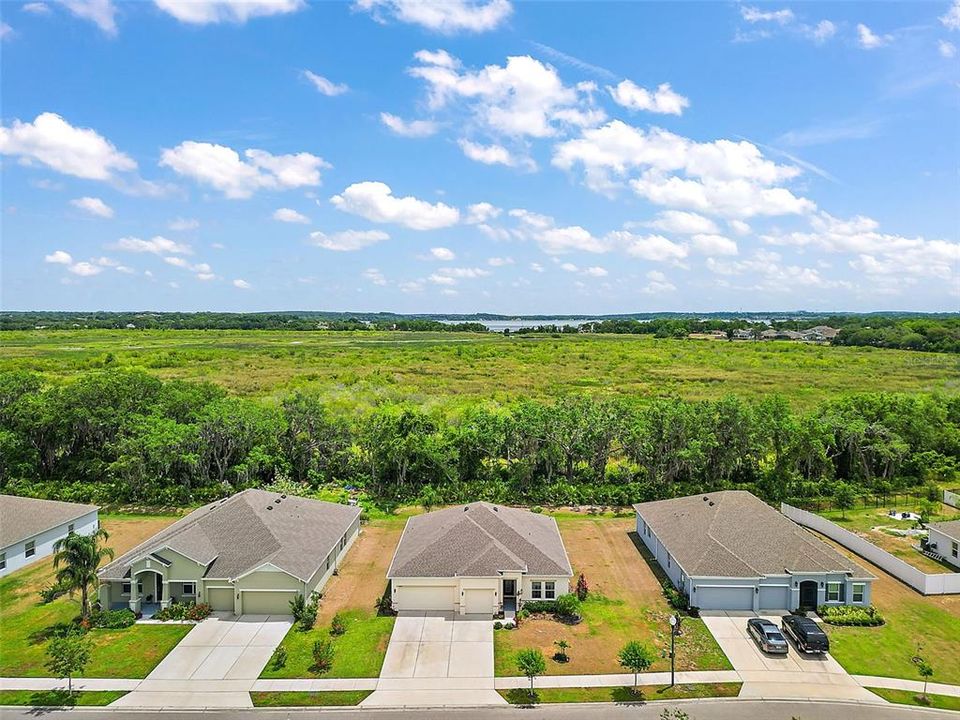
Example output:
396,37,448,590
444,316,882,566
1,369,957,508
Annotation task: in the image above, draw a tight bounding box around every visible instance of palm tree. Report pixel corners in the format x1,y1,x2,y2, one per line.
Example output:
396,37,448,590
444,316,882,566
52,528,114,620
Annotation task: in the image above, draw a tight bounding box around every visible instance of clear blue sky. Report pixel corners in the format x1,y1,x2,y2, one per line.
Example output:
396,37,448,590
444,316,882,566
2,0,958,313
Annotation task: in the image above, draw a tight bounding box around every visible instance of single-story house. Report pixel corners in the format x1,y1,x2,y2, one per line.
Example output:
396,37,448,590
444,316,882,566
387,502,573,616
0,495,99,578
634,491,874,612
926,520,960,570
97,489,361,616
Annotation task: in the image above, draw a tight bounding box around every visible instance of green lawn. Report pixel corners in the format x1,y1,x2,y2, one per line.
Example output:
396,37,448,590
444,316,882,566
0,690,128,706
498,682,742,705
0,559,191,678
868,687,960,712
259,609,395,678
250,691,372,707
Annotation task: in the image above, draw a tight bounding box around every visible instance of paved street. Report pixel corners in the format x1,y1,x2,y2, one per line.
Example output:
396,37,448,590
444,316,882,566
362,611,505,707
111,613,293,709
1,699,955,720
700,610,880,702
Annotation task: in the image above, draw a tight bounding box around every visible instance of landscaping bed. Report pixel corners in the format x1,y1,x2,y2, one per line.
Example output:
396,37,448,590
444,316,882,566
0,514,191,679
250,690,371,707
0,690,128,706
494,515,731,677
498,682,742,705
259,518,403,679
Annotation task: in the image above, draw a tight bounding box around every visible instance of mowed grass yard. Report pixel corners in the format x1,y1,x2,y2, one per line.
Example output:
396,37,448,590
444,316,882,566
3,329,958,409
820,502,960,574
820,536,960,685
0,513,191,678
494,514,731,677
259,516,405,679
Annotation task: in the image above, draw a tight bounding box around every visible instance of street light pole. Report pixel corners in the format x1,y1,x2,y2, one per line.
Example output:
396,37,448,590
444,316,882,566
668,613,678,687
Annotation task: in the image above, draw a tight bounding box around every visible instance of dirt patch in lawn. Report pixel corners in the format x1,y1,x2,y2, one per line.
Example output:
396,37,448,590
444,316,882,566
315,518,405,624
494,515,730,676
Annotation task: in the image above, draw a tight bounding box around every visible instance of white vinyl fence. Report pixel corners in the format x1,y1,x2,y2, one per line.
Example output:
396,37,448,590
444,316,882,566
781,503,960,595
944,489,960,509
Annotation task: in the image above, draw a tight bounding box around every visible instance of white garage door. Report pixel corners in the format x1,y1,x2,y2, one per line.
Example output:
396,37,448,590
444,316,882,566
206,587,234,612
242,591,296,615
759,585,791,611
696,586,754,611
394,585,456,611
463,588,495,615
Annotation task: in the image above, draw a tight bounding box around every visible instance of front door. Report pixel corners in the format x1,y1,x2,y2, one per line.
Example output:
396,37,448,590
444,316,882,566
503,579,516,597
799,581,818,609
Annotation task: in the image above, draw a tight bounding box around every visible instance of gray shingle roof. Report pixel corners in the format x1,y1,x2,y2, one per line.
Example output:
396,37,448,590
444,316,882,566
98,489,360,583
928,519,960,543
0,495,98,548
634,491,873,580
387,502,572,579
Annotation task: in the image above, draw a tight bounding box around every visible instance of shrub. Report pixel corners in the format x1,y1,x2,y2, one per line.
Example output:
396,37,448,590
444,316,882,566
504,621,515,630
661,581,689,611
530,506,543,514
289,594,306,621
330,612,346,636
493,621,503,630
311,638,335,674
575,574,589,601
92,608,136,629
185,603,211,622
521,600,557,615
817,604,884,626
291,593,318,631
271,644,287,670
554,593,581,620
39,583,69,604
375,591,394,616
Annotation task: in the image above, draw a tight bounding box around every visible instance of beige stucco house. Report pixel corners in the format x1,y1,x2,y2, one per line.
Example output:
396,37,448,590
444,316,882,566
387,502,573,617
97,489,360,616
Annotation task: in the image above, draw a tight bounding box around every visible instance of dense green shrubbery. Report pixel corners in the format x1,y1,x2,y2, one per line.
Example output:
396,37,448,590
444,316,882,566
818,604,885,626
0,369,957,508
520,600,558,615
661,582,689,611
89,608,136,629
152,602,210,622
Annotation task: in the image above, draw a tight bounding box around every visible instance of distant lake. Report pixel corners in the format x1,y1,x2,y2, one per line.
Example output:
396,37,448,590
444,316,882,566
441,319,602,332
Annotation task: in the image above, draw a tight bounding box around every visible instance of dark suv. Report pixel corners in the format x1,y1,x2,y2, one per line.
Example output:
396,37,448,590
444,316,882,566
781,614,830,654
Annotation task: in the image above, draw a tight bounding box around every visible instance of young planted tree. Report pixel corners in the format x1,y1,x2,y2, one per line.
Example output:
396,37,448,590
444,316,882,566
516,648,546,697
576,573,589,601
918,660,934,702
52,528,114,620
618,641,654,694
553,639,570,663
833,482,855,519
46,633,91,696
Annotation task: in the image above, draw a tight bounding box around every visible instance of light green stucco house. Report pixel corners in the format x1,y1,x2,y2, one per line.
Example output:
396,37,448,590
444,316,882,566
97,489,361,616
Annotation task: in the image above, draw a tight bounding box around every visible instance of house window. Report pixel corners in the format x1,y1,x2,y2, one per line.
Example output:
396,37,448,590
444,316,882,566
0,552,5,570
544,581,556,600
68,523,74,533
826,582,841,602
24,540,35,558
182,582,196,596
952,541,958,559
121,581,142,595
531,581,542,599
852,583,865,603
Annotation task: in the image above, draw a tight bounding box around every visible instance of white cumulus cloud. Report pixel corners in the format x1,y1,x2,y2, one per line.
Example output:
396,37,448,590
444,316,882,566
44,250,73,264
330,181,459,230
303,70,349,96
155,0,304,24
354,0,512,34
70,196,114,218
110,235,192,255
273,207,310,223
310,229,390,251
857,23,891,49
608,80,689,115
57,0,117,34
380,112,439,138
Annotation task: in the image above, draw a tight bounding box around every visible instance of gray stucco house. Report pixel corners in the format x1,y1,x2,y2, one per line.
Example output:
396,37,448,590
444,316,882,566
387,502,573,616
0,495,100,578
926,520,960,570
634,491,874,612
98,489,361,616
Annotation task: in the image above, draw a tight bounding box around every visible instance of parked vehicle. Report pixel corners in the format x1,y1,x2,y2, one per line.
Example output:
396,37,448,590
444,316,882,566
781,614,830,654
747,618,789,654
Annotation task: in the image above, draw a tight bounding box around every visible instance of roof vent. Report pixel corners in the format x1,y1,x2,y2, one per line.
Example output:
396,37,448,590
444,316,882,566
275,498,281,504
464,506,469,512
281,494,287,499
493,506,499,512
703,496,709,501
708,501,715,506
266,505,273,510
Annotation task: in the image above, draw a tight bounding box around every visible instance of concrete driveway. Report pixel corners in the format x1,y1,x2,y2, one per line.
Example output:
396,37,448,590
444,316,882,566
111,613,293,708
362,611,505,707
701,611,881,702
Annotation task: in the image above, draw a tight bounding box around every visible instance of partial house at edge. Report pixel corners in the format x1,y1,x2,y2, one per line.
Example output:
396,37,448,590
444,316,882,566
926,519,960,570
634,490,874,612
0,494,100,577
97,489,361,616
387,502,573,616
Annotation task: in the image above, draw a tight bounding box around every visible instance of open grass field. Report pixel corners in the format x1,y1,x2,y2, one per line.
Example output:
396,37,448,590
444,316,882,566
498,682,742,705
3,329,958,408
494,514,731,677
259,517,405,679
821,537,960,685
0,513,191,678
820,502,960,574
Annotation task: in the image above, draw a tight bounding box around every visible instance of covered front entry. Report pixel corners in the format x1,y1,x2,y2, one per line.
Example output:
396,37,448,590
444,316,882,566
241,590,296,615
799,580,818,609
393,584,457,612
696,585,754,611
206,586,234,612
